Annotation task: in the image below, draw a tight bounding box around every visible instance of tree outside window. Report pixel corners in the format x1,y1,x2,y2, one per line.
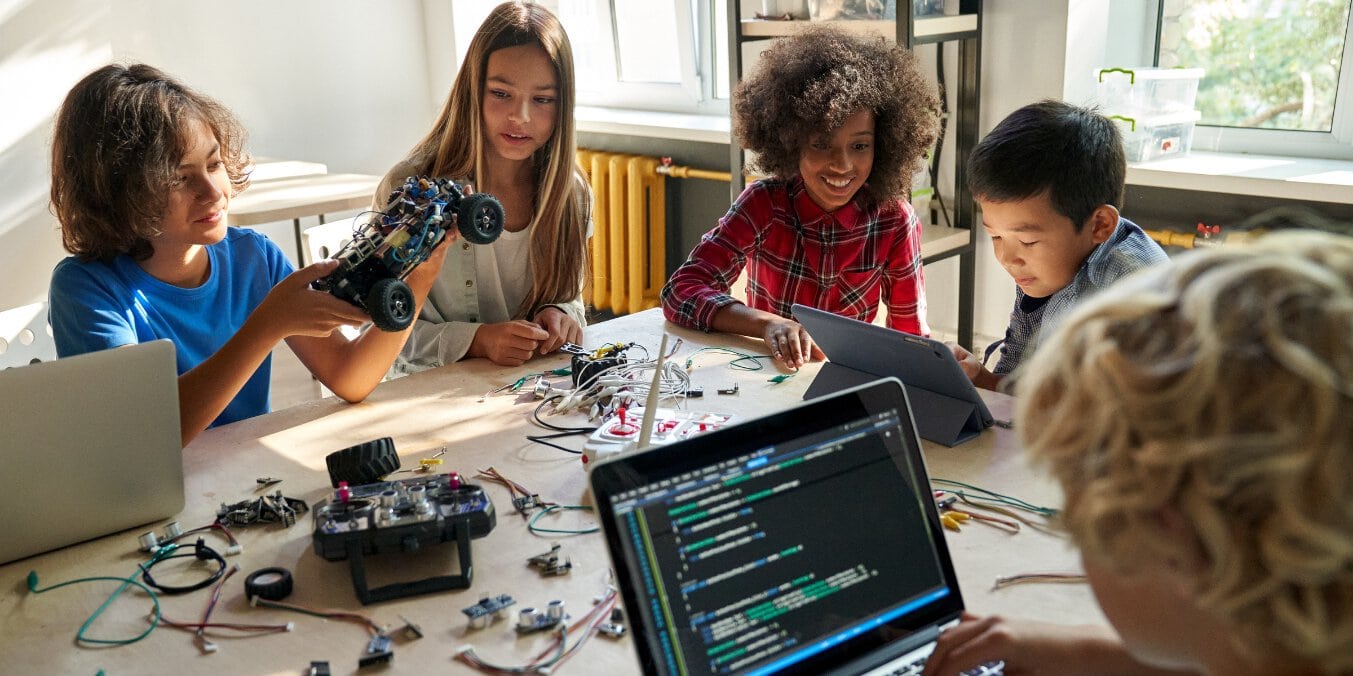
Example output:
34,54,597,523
1158,0,1352,132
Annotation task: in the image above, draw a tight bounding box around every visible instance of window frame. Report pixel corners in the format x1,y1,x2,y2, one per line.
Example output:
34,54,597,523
1147,0,1353,161
558,0,729,115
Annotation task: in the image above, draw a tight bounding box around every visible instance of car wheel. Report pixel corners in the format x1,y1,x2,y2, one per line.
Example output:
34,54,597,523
458,193,505,245
367,278,415,332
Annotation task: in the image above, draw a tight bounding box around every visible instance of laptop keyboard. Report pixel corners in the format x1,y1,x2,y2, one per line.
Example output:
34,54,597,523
884,657,1004,676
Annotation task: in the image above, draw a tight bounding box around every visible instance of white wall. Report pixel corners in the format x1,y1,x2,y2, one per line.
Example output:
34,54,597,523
0,0,453,311
1,0,1098,348
921,0,1071,346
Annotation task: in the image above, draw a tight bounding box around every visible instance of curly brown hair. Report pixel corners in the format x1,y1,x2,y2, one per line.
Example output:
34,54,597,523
1016,231,1353,672
733,26,940,206
51,64,251,262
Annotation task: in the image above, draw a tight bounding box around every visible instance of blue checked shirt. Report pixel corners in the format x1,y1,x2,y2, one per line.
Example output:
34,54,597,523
992,218,1167,375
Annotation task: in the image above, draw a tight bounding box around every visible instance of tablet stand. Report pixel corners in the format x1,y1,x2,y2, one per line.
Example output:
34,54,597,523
804,363,984,447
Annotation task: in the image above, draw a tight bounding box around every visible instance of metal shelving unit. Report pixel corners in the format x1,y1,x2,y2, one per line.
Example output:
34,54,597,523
726,1,982,347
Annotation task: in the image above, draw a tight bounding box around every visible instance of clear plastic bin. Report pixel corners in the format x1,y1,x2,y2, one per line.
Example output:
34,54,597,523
1094,67,1204,117
1112,110,1201,163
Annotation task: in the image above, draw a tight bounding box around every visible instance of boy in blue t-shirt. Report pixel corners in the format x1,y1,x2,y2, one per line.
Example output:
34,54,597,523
47,64,449,445
951,100,1167,389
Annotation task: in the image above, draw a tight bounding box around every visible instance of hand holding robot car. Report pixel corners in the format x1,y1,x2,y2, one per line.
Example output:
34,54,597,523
311,176,505,331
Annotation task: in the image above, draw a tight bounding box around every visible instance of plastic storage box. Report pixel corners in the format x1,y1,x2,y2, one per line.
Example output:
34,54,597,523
1112,110,1201,163
1094,67,1204,117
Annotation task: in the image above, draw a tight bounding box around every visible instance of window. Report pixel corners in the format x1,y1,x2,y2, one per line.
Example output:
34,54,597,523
1153,0,1353,158
452,0,729,115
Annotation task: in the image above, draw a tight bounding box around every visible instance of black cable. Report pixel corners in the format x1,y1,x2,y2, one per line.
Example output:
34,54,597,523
140,538,228,595
525,434,584,455
531,395,596,434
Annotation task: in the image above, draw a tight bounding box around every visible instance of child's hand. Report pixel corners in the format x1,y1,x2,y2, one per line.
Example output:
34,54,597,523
468,320,551,366
532,307,582,355
947,342,1000,390
922,613,1174,676
404,230,454,294
258,260,370,339
763,319,821,370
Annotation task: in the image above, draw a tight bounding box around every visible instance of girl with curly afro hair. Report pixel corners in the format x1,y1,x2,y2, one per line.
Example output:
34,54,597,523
661,26,940,368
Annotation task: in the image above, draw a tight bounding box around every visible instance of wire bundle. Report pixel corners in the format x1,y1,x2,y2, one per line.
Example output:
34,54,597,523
157,565,292,652
476,467,556,517
457,587,621,674
249,596,385,637
545,342,690,418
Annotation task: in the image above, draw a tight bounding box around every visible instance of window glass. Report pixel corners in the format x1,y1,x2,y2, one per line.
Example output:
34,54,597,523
455,0,728,114
1158,0,1352,132
452,0,499,68
613,1,682,83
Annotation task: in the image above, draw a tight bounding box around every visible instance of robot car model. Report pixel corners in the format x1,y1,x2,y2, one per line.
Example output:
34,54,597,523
311,176,504,331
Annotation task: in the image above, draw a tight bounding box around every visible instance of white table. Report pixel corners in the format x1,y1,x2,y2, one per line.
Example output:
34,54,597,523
228,173,381,263
0,309,1101,674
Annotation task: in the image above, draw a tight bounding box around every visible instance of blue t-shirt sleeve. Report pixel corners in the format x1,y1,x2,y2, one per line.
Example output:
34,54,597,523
48,258,136,357
256,230,296,286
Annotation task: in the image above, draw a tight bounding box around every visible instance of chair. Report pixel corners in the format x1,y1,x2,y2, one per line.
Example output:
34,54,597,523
0,302,58,370
302,216,360,266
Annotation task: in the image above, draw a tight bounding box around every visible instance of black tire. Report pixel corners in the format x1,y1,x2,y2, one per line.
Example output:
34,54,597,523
325,437,401,487
367,277,415,332
457,193,505,245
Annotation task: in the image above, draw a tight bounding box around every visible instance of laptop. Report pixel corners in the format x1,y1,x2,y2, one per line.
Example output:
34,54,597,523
792,304,993,447
590,378,994,675
0,340,184,564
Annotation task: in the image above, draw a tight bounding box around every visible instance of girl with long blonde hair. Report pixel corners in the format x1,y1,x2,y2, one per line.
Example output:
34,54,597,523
377,1,590,369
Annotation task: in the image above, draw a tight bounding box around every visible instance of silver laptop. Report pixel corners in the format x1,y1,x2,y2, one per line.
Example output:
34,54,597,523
0,340,184,564
590,378,998,675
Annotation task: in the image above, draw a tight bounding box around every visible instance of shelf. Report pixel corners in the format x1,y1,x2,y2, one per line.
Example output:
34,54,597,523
739,15,977,41
1126,151,1353,205
913,14,979,39
920,224,972,262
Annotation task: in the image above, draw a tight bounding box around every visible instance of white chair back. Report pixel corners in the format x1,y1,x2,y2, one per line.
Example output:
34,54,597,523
0,302,58,369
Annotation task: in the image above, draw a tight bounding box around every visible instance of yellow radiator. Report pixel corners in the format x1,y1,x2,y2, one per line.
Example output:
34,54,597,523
577,150,666,315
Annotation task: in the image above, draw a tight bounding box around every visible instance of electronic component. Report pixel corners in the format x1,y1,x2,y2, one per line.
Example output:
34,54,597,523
216,491,308,528
358,634,393,668
598,606,627,638
581,408,734,466
511,493,546,516
526,543,572,577
514,600,567,634
307,661,331,676
396,615,423,640
717,383,740,395
565,342,631,389
312,473,496,605
462,594,517,629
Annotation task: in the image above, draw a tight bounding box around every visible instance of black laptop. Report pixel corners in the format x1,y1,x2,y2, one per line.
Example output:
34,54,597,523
590,378,992,675
792,304,994,447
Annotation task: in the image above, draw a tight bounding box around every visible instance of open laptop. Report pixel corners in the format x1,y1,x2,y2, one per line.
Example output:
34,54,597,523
0,340,184,564
792,304,993,447
590,378,997,675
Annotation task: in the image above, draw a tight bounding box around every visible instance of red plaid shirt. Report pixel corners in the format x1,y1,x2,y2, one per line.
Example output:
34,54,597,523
661,177,928,336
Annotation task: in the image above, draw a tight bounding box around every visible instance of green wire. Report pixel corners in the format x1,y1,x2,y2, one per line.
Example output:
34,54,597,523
27,561,164,645
931,478,1060,517
527,504,598,535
